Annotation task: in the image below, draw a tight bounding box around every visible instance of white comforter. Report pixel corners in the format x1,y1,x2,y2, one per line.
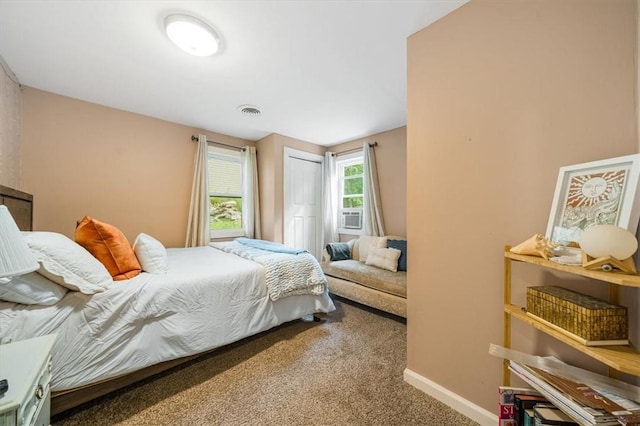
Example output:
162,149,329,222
0,246,335,391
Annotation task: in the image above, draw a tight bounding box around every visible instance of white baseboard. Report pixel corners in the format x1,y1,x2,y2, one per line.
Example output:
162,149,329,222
404,368,497,426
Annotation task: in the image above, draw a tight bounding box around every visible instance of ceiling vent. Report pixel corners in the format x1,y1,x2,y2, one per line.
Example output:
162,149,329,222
237,105,261,116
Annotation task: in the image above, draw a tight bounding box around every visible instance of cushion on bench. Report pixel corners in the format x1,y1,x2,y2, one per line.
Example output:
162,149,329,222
322,259,406,298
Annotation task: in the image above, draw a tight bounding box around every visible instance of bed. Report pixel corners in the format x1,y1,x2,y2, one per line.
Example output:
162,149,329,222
0,187,335,415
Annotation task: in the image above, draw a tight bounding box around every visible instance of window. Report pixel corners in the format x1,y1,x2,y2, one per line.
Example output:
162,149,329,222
208,145,244,238
337,153,363,234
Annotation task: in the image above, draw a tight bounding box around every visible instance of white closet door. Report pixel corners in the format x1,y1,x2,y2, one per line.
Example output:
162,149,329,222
284,148,323,259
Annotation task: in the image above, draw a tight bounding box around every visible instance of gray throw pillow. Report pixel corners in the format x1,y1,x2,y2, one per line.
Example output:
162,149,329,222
326,242,351,261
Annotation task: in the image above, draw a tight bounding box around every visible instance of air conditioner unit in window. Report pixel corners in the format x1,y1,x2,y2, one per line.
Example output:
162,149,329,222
341,210,362,229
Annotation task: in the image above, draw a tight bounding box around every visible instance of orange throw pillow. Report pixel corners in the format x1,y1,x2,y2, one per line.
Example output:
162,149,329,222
75,216,141,281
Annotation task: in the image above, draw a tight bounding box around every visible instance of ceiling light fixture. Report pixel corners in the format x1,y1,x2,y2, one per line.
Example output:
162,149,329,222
164,14,220,57
237,105,261,116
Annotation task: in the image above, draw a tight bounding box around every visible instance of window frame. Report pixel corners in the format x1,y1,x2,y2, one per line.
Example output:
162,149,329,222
208,145,245,240
336,152,364,236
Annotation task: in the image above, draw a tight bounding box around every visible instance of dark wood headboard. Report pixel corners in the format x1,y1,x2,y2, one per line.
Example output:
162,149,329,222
0,185,33,231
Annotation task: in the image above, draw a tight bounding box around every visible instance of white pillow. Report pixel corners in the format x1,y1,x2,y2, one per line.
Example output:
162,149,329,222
358,236,388,263
133,233,168,274
0,272,68,305
365,246,401,272
22,232,113,294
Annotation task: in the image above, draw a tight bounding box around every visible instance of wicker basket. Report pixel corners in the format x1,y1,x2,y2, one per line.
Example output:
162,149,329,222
526,286,628,341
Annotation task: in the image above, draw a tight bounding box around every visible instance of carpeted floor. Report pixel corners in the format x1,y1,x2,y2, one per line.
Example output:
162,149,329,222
52,297,479,426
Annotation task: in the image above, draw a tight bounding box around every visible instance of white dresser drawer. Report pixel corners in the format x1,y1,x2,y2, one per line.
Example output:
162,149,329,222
0,335,56,426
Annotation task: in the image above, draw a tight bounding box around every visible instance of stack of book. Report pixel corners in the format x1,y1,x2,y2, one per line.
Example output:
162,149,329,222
532,405,579,425
499,386,546,426
498,386,552,426
517,394,551,425
509,361,640,425
498,386,579,425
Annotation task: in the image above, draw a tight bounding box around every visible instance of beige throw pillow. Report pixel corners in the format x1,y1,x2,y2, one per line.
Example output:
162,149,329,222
358,236,387,263
365,246,401,272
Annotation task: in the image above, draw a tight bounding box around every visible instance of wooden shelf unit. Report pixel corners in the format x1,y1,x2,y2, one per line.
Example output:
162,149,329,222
505,251,640,288
502,246,640,384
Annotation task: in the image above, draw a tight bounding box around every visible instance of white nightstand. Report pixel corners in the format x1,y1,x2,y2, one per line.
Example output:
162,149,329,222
0,335,57,426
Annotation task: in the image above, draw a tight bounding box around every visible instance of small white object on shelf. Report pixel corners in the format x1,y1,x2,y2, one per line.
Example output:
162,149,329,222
580,225,638,260
550,246,583,265
579,225,638,274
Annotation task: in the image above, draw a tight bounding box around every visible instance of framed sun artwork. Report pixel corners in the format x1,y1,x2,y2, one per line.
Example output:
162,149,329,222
545,153,640,246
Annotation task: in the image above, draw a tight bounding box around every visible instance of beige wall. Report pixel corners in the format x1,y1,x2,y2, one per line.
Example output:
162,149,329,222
330,126,407,239
257,127,407,243
256,134,277,242
407,0,638,416
0,57,23,190
636,0,640,374
19,87,402,250
21,88,252,247
257,133,325,243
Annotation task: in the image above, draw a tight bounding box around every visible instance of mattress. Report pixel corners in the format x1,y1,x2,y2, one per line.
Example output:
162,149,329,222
0,246,335,391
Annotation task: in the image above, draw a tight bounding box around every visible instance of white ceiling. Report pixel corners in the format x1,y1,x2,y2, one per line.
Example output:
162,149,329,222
0,1,467,147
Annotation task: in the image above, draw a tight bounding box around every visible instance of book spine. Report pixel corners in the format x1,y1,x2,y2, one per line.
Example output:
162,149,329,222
515,396,550,426
499,386,540,425
524,409,535,426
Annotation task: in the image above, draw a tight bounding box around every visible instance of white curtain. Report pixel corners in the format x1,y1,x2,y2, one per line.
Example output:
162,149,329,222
322,152,338,248
185,134,210,247
363,142,385,236
241,146,261,239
